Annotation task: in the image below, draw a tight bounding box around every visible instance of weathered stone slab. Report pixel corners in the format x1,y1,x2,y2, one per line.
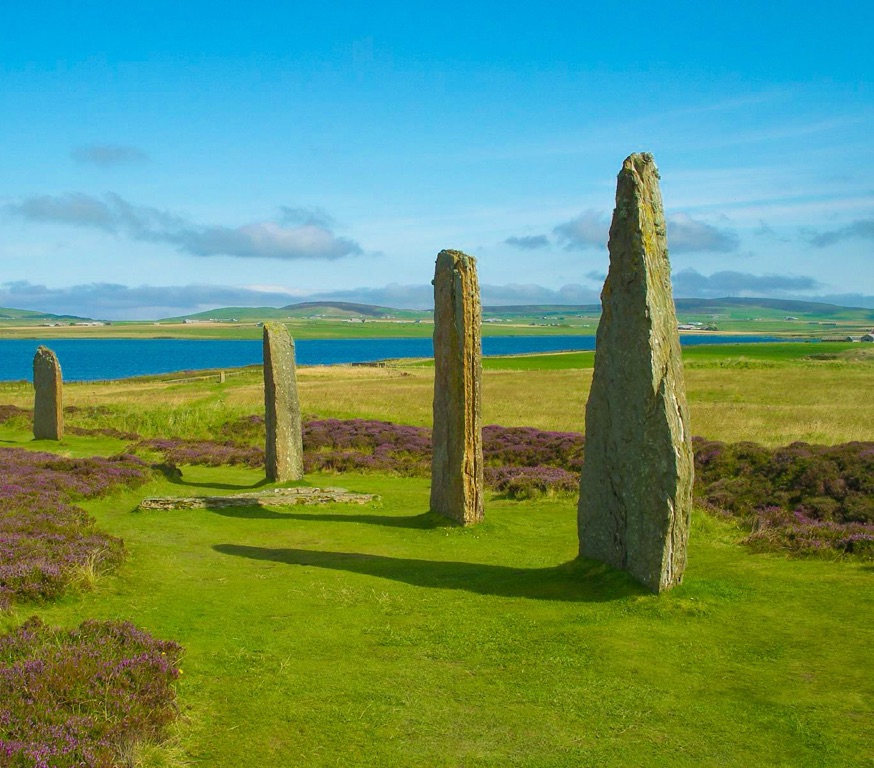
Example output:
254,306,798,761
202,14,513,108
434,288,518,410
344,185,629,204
32,345,63,440
138,486,377,511
430,249,484,525
263,322,304,482
577,152,693,593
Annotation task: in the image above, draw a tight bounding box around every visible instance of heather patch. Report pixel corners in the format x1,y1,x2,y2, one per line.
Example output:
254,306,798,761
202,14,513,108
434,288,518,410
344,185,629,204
693,439,874,524
218,413,266,443
304,418,431,476
0,405,30,429
694,438,874,557
485,465,579,499
744,507,874,557
0,448,152,609
67,425,141,441
482,424,584,471
128,416,874,558
134,437,264,469
0,616,182,767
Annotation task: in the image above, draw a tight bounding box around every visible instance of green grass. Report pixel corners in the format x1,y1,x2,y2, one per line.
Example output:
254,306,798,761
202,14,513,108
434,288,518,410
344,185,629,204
2,342,871,445
2,339,873,766
3,294,872,340
2,453,871,767
1,318,592,340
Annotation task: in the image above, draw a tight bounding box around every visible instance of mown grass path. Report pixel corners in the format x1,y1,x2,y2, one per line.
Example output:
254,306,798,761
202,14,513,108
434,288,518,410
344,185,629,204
8,462,870,767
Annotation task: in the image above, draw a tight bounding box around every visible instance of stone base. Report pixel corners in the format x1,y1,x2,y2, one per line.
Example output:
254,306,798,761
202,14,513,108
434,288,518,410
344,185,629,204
138,487,377,511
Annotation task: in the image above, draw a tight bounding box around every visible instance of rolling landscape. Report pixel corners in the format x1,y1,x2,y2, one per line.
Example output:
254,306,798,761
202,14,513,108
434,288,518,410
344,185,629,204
0,297,872,340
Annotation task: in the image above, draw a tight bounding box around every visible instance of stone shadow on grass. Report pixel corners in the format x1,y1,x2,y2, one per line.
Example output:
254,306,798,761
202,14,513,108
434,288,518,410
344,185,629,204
213,544,643,602
154,463,272,492
208,508,454,528
176,479,272,491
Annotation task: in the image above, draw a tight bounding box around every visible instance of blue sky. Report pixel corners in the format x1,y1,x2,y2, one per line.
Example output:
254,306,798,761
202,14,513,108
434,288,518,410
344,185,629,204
1,1,872,318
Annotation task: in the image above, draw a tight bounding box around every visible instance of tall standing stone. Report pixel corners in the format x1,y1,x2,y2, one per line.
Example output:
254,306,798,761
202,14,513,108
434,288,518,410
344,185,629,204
578,153,693,593
263,322,304,482
33,345,64,441
430,249,484,525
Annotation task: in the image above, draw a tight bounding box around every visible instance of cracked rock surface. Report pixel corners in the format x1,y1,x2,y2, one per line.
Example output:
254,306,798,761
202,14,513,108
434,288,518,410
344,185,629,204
577,153,693,593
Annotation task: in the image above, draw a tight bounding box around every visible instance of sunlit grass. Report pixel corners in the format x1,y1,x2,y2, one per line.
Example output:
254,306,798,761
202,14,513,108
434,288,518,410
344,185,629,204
1,343,870,445
1,341,871,766
5,465,868,767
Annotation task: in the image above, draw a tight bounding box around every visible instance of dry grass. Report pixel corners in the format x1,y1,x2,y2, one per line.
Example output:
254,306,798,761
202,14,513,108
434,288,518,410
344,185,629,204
1,356,871,446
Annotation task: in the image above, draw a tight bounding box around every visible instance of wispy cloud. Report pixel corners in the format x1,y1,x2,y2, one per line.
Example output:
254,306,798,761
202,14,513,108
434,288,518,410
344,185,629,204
278,206,336,228
552,209,739,254
8,192,120,229
805,218,874,247
293,282,603,308
667,213,740,253
306,283,433,308
0,280,305,320
504,234,549,250
70,144,149,167
553,210,609,250
0,280,602,318
672,268,822,296
3,278,871,320
4,193,363,260
481,283,599,305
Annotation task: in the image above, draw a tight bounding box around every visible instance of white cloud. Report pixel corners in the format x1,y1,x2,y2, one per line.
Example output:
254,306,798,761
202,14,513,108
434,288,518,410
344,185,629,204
552,210,609,251
70,144,149,166
672,268,822,297
552,210,740,254
278,206,336,228
806,218,874,247
0,280,302,320
6,193,119,230
504,234,549,250
667,213,740,253
6,276,868,321
4,193,363,261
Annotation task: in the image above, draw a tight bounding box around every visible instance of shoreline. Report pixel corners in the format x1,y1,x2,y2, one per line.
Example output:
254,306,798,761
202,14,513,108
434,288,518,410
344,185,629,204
0,336,844,385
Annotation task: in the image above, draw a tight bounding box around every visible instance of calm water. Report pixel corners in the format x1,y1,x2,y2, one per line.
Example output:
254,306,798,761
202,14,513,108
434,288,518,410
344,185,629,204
0,335,790,382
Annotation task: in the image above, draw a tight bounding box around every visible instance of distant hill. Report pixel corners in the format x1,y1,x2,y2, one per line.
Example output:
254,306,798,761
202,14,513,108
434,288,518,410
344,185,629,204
4,296,871,326
166,301,430,322
0,306,90,322
280,301,429,319
481,297,872,323
673,297,872,318
482,304,601,315
164,297,874,324
163,306,292,322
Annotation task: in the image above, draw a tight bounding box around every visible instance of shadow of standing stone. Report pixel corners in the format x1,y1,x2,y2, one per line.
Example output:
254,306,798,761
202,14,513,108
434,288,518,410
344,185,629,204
430,249,484,525
33,345,63,441
577,153,693,593
263,322,303,482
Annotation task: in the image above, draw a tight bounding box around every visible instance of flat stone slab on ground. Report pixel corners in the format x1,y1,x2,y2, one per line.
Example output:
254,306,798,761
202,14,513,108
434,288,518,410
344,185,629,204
139,487,377,511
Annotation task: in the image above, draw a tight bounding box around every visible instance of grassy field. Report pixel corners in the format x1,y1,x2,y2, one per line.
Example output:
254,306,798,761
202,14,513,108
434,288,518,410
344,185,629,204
1,341,872,766
1,305,870,340
0,319,587,340
1,342,870,446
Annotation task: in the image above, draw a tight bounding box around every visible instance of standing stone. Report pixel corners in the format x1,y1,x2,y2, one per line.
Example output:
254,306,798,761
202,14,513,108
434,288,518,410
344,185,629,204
430,249,484,525
33,345,64,440
578,153,693,593
263,322,304,482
